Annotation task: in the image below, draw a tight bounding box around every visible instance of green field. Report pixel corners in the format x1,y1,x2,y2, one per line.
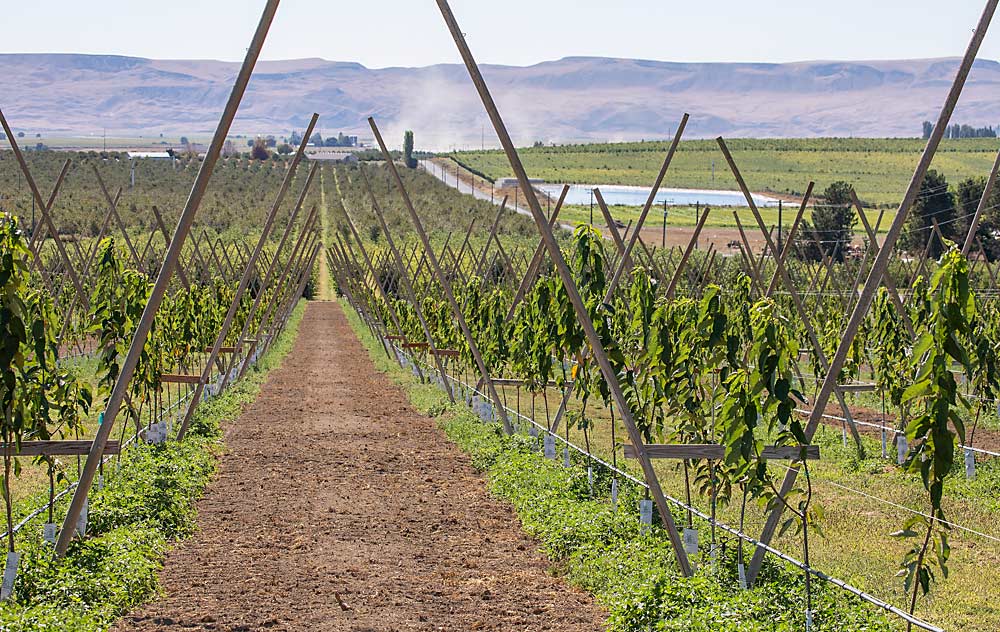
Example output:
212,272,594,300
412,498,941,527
451,138,1000,208
555,203,898,234
0,134,227,151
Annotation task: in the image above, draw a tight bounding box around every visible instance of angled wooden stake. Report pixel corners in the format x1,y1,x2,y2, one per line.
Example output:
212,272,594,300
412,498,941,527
371,119,510,430
22,158,71,253
746,0,997,585
963,147,1000,255
0,116,88,304
451,218,478,275
604,114,689,297
216,237,238,281
57,0,283,556
270,242,321,344
764,185,813,296
174,112,319,441
594,188,629,262
850,190,915,337
331,232,397,363
663,208,711,300
364,178,454,402
217,160,319,391
505,185,568,319
733,214,765,295
240,205,321,378
719,139,864,457
151,205,190,289
472,198,508,278
92,167,144,270
435,0,692,576
339,197,409,365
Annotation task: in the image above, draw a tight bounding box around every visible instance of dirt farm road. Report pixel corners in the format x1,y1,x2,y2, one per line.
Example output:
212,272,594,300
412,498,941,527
116,301,604,631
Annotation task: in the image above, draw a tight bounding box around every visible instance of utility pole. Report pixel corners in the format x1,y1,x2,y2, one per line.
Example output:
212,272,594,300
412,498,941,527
777,199,783,254
589,188,594,225
694,201,700,249
662,199,668,248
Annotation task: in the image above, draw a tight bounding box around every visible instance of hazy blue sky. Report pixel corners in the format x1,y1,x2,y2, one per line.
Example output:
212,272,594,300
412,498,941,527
3,1,998,67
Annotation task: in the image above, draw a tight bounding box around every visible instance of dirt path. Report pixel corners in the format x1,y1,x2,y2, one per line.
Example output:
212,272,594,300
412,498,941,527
116,301,605,632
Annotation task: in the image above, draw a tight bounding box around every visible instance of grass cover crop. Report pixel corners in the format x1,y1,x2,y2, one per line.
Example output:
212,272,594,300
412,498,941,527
0,303,304,631
344,305,892,632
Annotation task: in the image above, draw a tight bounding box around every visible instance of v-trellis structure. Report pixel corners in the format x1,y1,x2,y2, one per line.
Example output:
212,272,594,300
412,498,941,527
325,1,1000,630
1,0,1000,630
0,0,317,588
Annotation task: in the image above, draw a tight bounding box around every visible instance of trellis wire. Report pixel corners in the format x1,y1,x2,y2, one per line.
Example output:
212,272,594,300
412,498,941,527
390,340,943,632
0,339,264,543
796,407,1000,459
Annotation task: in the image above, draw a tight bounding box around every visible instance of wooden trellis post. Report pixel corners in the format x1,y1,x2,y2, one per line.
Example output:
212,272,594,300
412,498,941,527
369,117,512,433
435,0,693,576
56,0,283,555
151,206,190,289
328,239,393,360
763,189,813,295
253,222,321,359
594,189,632,268
337,203,410,364
92,167,145,270
23,158,71,252
719,140,865,454
240,205,322,378
471,198,508,278
272,243,321,342
504,185,568,318
604,114,688,295
364,178,454,402
746,0,997,585
663,208,711,300
215,236,238,281
173,113,319,440
963,147,1000,255
451,218,478,276
215,161,319,391
850,191,916,337
0,118,88,304
732,216,765,295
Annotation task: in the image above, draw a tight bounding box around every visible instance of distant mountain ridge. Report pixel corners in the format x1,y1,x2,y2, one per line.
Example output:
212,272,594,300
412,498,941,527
2,53,999,147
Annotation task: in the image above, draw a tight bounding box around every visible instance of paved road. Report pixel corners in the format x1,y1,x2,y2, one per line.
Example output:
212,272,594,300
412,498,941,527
419,160,576,232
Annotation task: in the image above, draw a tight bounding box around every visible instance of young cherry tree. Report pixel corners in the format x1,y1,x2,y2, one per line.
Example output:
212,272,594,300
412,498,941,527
721,297,820,617
894,248,975,627
0,216,90,558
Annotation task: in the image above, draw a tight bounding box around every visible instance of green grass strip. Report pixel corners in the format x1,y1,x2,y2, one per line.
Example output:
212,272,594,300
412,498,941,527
0,302,306,631
343,302,893,632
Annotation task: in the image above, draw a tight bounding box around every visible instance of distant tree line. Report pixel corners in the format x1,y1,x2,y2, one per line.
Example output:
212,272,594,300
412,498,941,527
795,172,1000,262
284,130,358,148
922,121,998,139
795,181,858,263
899,169,1000,260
